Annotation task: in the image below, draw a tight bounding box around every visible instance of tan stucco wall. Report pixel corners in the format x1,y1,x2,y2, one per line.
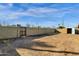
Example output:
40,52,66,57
75,28,79,34
76,28,79,30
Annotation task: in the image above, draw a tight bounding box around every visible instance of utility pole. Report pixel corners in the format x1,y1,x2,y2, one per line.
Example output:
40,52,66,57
62,19,64,27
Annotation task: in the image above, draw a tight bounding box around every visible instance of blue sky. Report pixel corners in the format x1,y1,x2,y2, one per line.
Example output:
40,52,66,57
0,3,79,28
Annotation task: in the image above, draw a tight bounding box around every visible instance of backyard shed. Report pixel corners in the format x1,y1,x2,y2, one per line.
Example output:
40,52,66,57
67,28,75,34
57,28,75,34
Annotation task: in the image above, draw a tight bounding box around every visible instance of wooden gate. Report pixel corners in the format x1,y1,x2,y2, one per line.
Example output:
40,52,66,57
19,27,27,37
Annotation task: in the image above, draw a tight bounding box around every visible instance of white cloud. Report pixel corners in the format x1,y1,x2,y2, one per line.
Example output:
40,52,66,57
11,7,60,17
8,3,13,7
0,5,78,21
27,8,58,13
0,7,60,19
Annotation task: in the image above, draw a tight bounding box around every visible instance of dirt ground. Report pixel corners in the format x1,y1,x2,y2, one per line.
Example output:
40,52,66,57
0,33,79,56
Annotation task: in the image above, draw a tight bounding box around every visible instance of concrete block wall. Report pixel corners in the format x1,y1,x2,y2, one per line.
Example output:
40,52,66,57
0,26,55,39
0,26,18,39
26,28,55,36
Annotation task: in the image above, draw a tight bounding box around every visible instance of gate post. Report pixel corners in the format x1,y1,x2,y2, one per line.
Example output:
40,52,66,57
17,24,21,38
25,27,27,37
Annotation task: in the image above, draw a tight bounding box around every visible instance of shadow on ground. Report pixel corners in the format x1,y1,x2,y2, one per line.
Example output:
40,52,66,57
0,33,59,56
25,48,79,55
0,30,73,56
0,41,20,56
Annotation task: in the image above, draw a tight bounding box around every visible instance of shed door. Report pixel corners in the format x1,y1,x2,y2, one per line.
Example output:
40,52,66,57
67,28,72,34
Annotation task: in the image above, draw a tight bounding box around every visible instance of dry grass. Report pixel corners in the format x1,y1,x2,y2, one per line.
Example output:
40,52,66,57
14,34,79,56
